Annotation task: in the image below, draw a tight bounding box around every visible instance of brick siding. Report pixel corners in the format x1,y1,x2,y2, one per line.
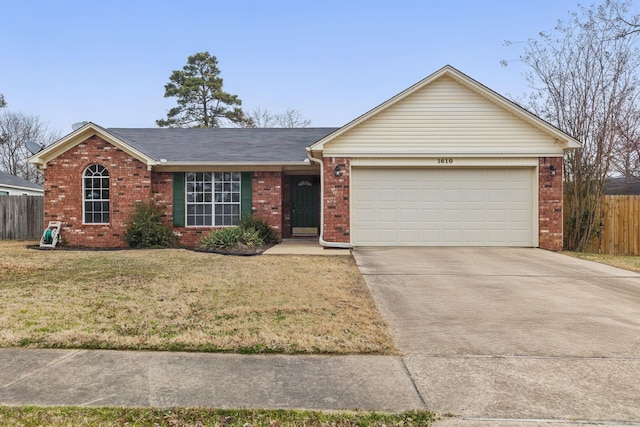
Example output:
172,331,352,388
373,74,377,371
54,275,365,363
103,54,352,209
251,171,283,236
43,136,152,247
322,157,350,243
538,157,563,251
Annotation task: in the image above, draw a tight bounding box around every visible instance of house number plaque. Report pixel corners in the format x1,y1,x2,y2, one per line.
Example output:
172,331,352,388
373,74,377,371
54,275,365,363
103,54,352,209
437,158,453,164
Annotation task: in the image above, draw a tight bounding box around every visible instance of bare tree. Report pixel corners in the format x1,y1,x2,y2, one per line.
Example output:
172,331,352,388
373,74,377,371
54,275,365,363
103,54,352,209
247,107,312,128
505,0,640,250
611,105,640,177
0,111,59,183
610,0,640,37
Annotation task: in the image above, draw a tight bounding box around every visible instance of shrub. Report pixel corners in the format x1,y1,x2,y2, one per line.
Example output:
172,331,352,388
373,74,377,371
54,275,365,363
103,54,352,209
200,227,264,249
237,214,279,244
124,201,177,248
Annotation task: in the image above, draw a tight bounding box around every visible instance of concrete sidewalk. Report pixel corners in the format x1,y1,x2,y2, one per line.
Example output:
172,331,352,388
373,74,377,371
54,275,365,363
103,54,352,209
0,349,423,411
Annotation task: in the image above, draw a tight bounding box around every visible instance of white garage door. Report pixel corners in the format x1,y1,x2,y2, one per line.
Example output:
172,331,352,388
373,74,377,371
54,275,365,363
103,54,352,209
351,168,535,246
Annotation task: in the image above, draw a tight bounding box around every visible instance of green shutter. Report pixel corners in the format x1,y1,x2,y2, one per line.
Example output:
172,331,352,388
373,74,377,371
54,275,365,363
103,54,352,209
241,172,252,216
173,172,185,227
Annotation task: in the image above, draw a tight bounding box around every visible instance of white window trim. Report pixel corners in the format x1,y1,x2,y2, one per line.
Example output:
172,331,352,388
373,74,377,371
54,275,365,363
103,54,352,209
185,171,242,227
82,164,110,225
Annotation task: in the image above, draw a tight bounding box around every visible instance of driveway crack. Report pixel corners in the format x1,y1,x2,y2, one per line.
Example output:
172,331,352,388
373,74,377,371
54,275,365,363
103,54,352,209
399,356,428,410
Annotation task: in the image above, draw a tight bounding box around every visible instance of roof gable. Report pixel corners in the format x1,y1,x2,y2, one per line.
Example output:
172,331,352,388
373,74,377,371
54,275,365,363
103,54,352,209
29,122,157,168
310,65,581,157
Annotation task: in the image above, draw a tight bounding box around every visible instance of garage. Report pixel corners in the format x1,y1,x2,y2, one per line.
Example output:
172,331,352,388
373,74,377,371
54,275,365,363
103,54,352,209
351,167,535,246
307,66,581,250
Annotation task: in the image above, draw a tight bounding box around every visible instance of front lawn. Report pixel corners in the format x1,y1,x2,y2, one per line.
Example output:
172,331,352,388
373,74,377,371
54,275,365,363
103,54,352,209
0,242,396,354
562,251,640,273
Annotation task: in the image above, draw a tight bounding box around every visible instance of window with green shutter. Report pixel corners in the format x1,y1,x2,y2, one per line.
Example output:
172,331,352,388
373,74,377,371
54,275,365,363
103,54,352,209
173,171,252,227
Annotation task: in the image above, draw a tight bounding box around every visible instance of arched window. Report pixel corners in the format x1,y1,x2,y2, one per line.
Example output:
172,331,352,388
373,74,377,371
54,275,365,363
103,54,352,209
83,164,110,224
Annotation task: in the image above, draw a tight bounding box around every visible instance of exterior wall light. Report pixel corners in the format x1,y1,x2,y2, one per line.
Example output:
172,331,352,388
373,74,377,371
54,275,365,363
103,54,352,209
549,165,556,176
335,165,342,177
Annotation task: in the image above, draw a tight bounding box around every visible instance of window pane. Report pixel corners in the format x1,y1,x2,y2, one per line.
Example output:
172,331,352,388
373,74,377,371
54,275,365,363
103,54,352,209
83,164,110,223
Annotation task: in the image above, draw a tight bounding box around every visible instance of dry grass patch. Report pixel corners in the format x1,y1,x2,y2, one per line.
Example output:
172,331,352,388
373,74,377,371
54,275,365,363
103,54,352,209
562,251,640,273
0,241,396,354
0,406,435,426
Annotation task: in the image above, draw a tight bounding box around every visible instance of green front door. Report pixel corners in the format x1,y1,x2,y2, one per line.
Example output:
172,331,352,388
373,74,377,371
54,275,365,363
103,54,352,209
291,175,320,233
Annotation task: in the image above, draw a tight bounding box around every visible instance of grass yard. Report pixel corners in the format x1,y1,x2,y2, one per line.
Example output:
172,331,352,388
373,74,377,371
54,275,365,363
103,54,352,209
0,242,396,354
0,407,435,426
563,251,640,273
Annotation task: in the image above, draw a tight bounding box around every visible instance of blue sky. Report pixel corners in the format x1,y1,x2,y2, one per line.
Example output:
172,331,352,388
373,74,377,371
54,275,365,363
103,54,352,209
1,0,601,136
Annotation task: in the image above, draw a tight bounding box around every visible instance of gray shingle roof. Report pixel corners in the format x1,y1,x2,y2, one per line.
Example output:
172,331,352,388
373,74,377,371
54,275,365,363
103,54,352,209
604,177,640,195
107,128,339,163
0,170,43,190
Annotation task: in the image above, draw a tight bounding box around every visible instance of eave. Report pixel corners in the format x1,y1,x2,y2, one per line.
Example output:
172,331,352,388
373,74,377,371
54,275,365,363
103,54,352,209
152,161,319,173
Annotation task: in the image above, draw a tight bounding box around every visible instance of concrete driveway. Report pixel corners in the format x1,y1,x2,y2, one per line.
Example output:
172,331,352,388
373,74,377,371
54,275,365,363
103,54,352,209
353,247,640,424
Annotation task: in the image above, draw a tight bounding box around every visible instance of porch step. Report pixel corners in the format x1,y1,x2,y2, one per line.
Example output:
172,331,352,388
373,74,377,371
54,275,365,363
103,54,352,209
292,227,318,237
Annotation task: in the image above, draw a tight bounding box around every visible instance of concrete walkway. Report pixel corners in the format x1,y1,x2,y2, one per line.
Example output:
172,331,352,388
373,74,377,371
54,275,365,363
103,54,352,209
262,238,351,255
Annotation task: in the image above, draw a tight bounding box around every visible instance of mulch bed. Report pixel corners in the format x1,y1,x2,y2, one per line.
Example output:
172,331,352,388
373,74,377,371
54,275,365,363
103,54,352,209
27,243,276,256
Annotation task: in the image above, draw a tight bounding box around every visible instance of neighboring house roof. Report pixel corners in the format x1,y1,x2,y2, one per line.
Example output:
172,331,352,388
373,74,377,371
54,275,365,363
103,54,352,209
309,65,581,154
29,123,339,168
0,170,43,192
603,177,640,195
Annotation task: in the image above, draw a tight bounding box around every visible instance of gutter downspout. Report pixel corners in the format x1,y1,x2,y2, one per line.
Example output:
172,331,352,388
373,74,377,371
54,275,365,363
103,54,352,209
306,148,353,249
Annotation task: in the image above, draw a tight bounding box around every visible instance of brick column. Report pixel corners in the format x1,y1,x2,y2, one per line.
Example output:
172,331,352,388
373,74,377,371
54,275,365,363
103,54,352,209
252,171,283,235
323,157,350,243
538,157,563,251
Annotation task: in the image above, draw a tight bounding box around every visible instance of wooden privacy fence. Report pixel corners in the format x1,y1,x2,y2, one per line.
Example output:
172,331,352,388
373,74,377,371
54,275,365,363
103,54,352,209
0,195,44,240
584,195,640,255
